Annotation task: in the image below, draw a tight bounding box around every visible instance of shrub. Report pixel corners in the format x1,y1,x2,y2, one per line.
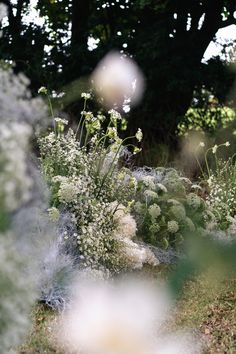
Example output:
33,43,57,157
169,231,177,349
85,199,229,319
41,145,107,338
39,95,157,272
132,167,207,249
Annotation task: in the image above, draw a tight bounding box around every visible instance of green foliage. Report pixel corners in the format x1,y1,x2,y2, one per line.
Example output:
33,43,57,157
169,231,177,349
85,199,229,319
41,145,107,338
207,157,236,230
178,106,236,136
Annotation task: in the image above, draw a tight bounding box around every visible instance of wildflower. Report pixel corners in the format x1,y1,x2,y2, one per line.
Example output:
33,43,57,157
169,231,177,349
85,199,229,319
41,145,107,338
167,220,179,234
135,128,143,142
142,176,155,190
149,222,160,234
133,146,141,155
225,141,230,147
56,279,200,354
58,181,79,204
144,190,158,200
48,207,60,222
186,193,201,209
199,141,205,147
148,204,161,219
54,117,68,125
212,144,218,154
107,127,118,139
38,86,48,94
108,109,122,120
81,92,91,99
129,177,137,190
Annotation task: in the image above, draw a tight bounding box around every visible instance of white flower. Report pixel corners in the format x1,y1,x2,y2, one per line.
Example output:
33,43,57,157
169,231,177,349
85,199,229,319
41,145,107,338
142,176,156,190
144,190,158,200
199,141,205,147
56,279,200,354
58,182,79,203
54,117,68,125
48,207,60,222
135,128,143,142
81,92,91,99
212,145,218,154
186,193,201,209
38,86,48,94
167,220,179,234
148,204,161,219
225,141,230,147
108,109,122,120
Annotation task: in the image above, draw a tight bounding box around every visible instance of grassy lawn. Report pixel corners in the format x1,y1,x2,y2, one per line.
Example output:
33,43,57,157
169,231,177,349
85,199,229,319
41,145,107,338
19,275,236,354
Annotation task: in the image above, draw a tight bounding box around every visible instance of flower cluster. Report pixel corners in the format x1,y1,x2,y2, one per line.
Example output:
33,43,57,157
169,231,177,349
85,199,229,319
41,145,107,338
39,102,155,272
206,158,236,232
132,167,207,249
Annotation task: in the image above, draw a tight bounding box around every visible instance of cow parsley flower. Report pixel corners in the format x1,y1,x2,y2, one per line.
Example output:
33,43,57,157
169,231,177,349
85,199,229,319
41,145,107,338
58,181,79,204
148,204,161,219
186,193,201,209
54,117,68,125
81,92,91,99
135,128,143,142
144,190,158,200
48,207,60,222
167,220,179,234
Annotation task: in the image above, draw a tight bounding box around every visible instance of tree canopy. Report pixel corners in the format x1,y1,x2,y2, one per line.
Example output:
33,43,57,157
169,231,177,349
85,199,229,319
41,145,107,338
1,0,236,147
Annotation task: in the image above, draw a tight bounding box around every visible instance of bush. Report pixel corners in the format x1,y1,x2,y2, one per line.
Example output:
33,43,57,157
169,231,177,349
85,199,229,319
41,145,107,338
39,96,158,272
132,167,207,249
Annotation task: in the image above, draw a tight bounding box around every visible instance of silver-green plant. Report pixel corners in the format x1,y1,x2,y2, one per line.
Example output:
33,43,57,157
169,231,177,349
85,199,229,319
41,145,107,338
0,66,79,352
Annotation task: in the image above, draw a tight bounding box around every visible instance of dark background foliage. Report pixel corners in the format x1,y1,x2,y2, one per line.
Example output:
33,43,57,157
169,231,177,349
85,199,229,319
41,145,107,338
1,0,236,149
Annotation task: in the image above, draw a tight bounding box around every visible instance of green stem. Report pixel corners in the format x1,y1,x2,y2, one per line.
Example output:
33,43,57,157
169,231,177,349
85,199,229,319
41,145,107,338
96,136,136,197
47,95,56,132
75,98,87,139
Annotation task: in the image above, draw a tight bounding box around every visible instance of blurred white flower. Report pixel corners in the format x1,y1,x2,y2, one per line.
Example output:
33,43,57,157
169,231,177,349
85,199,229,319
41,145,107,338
0,4,7,21
56,278,202,354
91,51,145,108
